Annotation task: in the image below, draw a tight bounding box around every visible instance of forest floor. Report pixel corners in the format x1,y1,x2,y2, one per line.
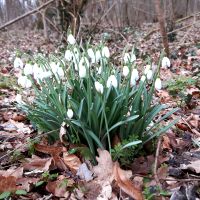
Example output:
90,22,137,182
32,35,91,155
0,19,200,200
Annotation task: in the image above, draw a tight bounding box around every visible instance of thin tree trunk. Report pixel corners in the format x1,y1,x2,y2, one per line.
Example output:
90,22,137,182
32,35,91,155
154,0,170,57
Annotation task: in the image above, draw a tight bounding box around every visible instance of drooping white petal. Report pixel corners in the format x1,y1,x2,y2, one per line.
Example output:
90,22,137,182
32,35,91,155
123,53,130,64
102,46,110,58
87,48,95,63
18,76,32,88
57,67,64,77
95,50,101,62
106,75,118,88
14,57,23,69
67,34,76,45
95,81,104,94
155,78,162,90
131,68,139,82
144,65,151,74
79,65,87,78
161,57,170,68
122,66,129,77
67,109,73,119
147,70,153,80
24,63,33,75
65,50,73,61
15,94,24,104
141,75,146,82
79,57,89,69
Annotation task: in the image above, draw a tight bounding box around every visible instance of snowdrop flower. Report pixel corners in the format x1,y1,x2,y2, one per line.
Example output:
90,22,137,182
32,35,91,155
50,62,59,74
141,75,146,82
144,65,151,74
57,67,64,77
102,46,110,58
123,53,136,63
79,57,89,69
122,66,129,77
15,94,24,104
67,34,76,45
155,78,162,90
131,68,139,81
161,57,170,68
95,81,104,94
67,109,73,119
106,75,118,88
87,48,96,63
95,50,101,62
24,63,33,75
65,50,73,61
97,66,102,74
39,71,52,80
79,65,87,78
147,70,153,80
18,76,32,88
14,57,23,69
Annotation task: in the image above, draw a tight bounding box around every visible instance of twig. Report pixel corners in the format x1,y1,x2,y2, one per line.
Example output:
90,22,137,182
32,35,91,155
0,0,54,31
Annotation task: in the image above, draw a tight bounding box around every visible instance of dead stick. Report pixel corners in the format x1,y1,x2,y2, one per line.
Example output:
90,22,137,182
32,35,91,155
0,0,54,31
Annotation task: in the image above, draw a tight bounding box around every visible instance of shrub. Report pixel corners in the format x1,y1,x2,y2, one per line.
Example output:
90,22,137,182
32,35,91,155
15,34,178,157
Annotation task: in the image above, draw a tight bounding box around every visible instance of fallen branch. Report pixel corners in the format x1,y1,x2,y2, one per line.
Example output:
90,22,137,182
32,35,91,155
0,0,54,31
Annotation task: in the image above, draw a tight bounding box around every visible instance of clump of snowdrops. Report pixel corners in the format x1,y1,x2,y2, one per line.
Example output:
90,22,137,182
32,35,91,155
14,34,178,157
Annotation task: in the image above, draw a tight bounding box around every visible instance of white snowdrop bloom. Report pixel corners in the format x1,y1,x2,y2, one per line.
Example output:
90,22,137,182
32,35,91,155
24,63,33,75
97,66,102,74
57,67,64,77
102,46,110,58
87,48,96,63
18,76,32,88
65,50,73,61
40,71,52,79
123,53,136,63
50,62,59,74
130,53,136,62
67,34,76,45
106,75,118,88
95,50,101,62
122,66,129,77
79,65,87,78
147,69,153,80
123,53,130,64
67,109,73,119
131,68,139,81
141,75,146,82
15,94,24,104
144,65,151,74
162,57,170,68
79,57,89,69
155,78,162,90
14,57,23,69
130,78,136,87
95,81,104,94
72,47,80,64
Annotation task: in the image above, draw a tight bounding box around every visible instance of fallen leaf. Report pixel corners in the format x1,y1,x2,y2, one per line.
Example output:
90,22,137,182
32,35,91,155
46,175,74,198
76,163,93,182
23,155,53,172
0,167,23,178
0,176,18,193
180,160,200,173
63,152,82,173
113,162,144,200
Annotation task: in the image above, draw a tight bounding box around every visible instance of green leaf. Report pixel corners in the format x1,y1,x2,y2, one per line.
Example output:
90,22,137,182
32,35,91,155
0,192,11,199
122,140,142,149
35,181,45,187
15,190,27,195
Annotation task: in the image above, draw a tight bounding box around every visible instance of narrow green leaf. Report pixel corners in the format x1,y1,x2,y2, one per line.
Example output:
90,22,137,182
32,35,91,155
122,140,142,149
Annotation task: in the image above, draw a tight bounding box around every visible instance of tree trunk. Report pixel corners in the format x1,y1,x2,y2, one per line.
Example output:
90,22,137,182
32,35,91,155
154,0,169,57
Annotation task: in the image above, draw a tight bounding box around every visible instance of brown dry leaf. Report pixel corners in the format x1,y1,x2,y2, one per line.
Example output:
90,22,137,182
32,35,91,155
63,152,81,173
34,144,67,171
17,177,39,192
113,162,144,200
46,175,74,198
93,149,144,200
180,160,200,173
0,167,23,178
162,135,172,151
93,149,114,182
12,113,26,122
23,155,53,172
0,176,19,193
34,144,66,156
